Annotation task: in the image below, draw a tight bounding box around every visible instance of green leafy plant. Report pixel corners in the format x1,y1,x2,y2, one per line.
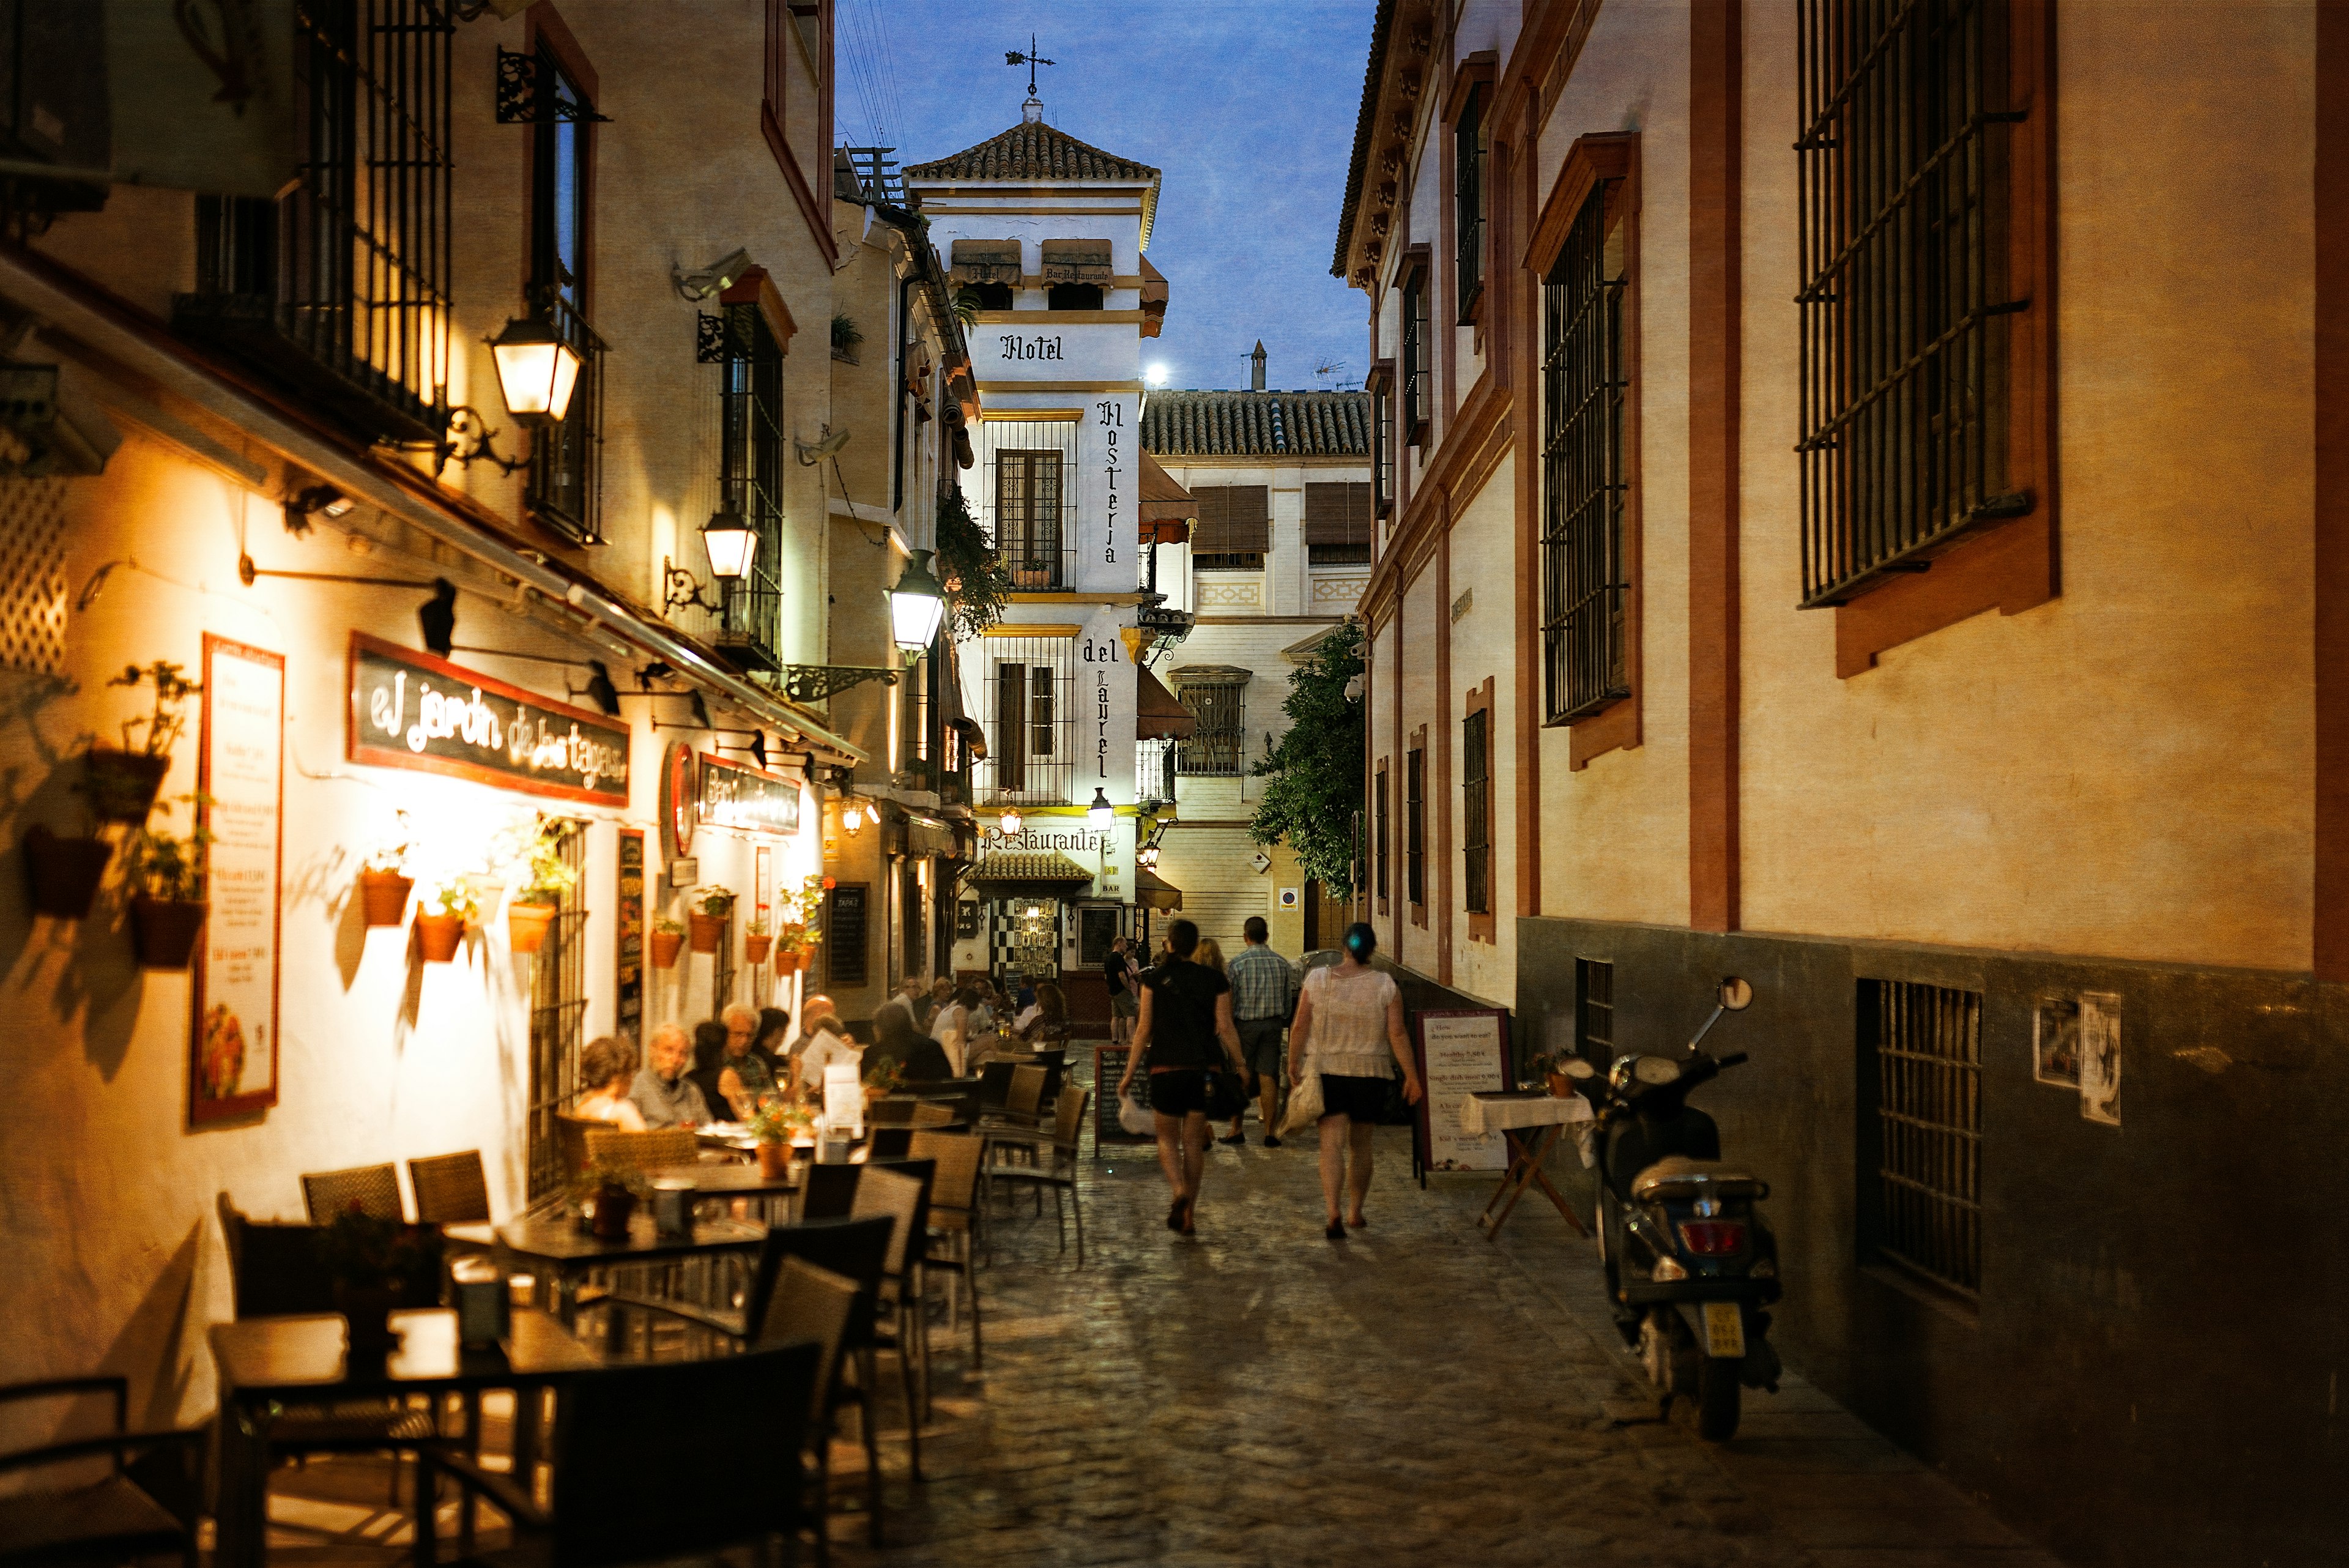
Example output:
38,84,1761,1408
572,1157,651,1202
862,1057,906,1096
106,661,202,757
776,875,823,949
935,483,1011,640
1249,621,1365,897
513,813,579,906
951,286,983,330
749,1098,814,1145
127,795,212,902
423,877,480,923
363,811,414,875
695,885,735,917
746,913,770,936
653,914,685,937
317,1203,442,1293
831,311,863,355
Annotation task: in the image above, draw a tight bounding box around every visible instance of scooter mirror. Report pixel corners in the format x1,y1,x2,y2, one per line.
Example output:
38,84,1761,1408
1718,976,1754,1011
1632,1055,1683,1086
1562,1058,1597,1079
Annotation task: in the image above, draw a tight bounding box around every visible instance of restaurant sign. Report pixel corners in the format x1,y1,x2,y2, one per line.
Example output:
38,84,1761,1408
699,752,801,836
346,633,631,806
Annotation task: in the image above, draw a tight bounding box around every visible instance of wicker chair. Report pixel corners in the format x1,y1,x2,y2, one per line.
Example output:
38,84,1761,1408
406,1151,491,1224
850,1161,932,1488
299,1163,403,1224
981,1065,1048,1132
0,1377,201,1568
757,1260,863,1568
910,1130,984,1371
984,1087,1093,1264
583,1128,696,1172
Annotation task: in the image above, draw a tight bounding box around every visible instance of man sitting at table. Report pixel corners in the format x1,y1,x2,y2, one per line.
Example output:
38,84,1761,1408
715,1003,779,1110
790,1003,860,1093
867,1006,954,1083
631,1022,711,1129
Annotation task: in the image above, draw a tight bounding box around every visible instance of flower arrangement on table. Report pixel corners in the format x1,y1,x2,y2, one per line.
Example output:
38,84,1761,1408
861,1057,906,1098
317,1202,443,1347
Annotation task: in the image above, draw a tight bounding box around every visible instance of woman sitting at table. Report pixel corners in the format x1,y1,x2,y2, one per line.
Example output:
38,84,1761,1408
932,985,979,1073
686,1019,741,1121
1017,981,1070,1047
868,1005,955,1083
574,1037,648,1130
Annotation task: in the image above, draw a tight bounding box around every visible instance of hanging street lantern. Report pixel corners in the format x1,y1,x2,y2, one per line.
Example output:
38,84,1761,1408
489,312,582,426
998,806,1023,837
701,505,759,581
889,549,948,657
1088,787,1114,830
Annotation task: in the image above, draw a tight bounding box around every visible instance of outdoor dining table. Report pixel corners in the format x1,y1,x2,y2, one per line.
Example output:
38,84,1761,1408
209,1307,598,1568
647,1161,800,1224
1459,1090,1595,1239
442,1213,767,1344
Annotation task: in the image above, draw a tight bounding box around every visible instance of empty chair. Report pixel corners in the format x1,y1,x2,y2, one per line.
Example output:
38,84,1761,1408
757,1259,863,1567
0,1376,202,1568
407,1151,491,1224
909,1130,984,1372
910,1102,956,1129
867,1099,920,1126
982,1065,1047,1132
985,1087,1093,1265
800,1162,861,1221
299,1162,403,1223
416,1343,819,1568
869,1126,916,1162
582,1127,696,1173
553,1113,603,1192
974,1061,1018,1113
850,1161,933,1485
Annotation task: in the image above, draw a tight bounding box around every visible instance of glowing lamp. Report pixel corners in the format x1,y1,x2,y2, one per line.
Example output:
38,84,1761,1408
1088,788,1113,830
489,313,582,426
700,506,759,581
889,549,948,655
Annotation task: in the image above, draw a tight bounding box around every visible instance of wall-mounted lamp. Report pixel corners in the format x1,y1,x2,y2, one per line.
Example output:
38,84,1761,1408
489,311,582,426
418,579,458,657
674,246,754,302
889,548,948,656
701,505,758,581
710,725,770,768
662,559,722,618
281,483,354,538
1088,788,1114,831
998,806,1024,836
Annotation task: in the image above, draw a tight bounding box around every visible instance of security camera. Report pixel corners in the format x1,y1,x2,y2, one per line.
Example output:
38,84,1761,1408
795,425,852,466
674,247,755,302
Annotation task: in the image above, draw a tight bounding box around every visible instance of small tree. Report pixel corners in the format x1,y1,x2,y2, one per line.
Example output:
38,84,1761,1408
1249,622,1365,897
935,483,1011,639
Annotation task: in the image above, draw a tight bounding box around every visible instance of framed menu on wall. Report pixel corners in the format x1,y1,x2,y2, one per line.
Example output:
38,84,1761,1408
190,634,284,1124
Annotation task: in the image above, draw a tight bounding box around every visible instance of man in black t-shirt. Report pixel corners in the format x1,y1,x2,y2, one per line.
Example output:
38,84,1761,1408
1104,935,1137,1046
1114,919,1247,1238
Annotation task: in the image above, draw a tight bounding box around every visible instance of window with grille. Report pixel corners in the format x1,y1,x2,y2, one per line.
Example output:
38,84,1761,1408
1542,176,1631,724
1405,745,1426,908
1860,979,1983,1299
1371,362,1395,516
525,45,605,546
1135,738,1176,803
1455,85,1487,321
1400,267,1429,442
978,635,1074,802
1461,708,1490,915
1796,0,2032,608
1374,760,1390,909
979,418,1077,589
525,826,587,1201
1575,958,1614,1066
1176,682,1245,777
699,304,786,669
1305,482,1373,565
177,0,453,445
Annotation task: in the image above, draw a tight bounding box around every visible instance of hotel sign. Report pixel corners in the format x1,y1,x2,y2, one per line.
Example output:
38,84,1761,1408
347,633,632,806
698,752,801,836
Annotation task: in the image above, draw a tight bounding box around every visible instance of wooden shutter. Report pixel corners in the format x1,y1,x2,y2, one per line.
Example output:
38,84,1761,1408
995,663,1026,790
1190,486,1269,552
1304,482,1373,546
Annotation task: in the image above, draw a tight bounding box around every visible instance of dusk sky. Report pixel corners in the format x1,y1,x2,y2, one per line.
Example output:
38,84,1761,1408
838,0,1378,393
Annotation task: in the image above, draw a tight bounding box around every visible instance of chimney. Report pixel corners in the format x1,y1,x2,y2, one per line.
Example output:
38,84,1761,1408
1250,340,1266,392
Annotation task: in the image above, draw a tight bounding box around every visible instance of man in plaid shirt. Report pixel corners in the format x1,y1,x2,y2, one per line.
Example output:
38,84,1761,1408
1223,916,1297,1146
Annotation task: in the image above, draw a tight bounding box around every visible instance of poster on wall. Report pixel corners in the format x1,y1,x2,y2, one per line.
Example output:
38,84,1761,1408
1411,1009,1512,1173
2032,996,2082,1087
615,829,644,1047
190,634,284,1124
2078,991,2122,1126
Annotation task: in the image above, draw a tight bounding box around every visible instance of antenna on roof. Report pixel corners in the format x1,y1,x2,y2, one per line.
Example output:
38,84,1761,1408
1006,34,1054,122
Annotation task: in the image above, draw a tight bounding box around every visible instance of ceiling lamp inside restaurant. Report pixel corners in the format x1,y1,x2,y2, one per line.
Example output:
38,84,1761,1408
889,549,948,655
701,506,758,581
489,312,582,426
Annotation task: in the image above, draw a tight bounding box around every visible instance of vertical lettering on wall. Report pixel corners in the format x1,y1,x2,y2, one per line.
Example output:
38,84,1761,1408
1083,635,1120,779
1099,399,1124,565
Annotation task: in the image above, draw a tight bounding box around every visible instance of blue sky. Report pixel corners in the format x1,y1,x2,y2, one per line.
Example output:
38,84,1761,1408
837,0,1377,392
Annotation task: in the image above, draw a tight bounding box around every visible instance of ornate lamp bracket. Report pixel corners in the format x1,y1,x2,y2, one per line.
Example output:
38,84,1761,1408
781,664,902,704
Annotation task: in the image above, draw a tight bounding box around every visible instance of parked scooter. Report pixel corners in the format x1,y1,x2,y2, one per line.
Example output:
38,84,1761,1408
1563,976,1781,1440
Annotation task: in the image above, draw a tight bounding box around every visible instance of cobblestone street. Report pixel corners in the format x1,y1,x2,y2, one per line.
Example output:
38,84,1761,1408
840,1117,2063,1568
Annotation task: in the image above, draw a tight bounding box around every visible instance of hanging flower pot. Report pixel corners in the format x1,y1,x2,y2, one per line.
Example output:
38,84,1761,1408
415,912,466,963
508,900,557,954
357,869,413,927
744,932,773,965
650,929,685,970
688,912,724,953
23,826,111,919
773,950,803,976
83,748,171,824
129,894,207,969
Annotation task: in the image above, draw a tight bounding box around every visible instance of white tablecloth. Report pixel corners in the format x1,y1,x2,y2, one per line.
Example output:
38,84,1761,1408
1458,1091,1595,1166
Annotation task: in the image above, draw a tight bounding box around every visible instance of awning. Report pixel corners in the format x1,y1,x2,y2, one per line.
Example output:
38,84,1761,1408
1134,868,1183,911
948,715,988,762
1138,449,1194,545
949,239,1021,285
900,815,958,860
967,850,1095,899
1137,664,1197,740
1140,256,1169,339
1041,239,1113,284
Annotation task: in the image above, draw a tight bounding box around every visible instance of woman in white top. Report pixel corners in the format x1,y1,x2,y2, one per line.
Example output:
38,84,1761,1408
932,986,979,1075
1288,923,1422,1239
574,1036,648,1131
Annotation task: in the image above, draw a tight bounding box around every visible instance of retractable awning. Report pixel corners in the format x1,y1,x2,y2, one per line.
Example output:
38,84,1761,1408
1138,449,1193,544
1137,664,1197,740
1134,868,1183,910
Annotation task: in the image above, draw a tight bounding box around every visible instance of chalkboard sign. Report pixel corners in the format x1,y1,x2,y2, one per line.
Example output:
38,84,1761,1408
826,884,869,988
1093,1045,1154,1151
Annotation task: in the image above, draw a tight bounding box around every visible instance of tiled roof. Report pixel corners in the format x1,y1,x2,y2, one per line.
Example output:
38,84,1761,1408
1333,0,1395,279
905,120,1159,184
1141,391,1373,458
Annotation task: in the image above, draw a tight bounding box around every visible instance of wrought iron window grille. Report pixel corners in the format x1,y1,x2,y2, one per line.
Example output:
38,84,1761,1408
495,48,610,123
1405,746,1426,907
1174,680,1245,778
1461,708,1491,915
1860,978,1984,1299
1455,86,1487,322
1541,178,1631,725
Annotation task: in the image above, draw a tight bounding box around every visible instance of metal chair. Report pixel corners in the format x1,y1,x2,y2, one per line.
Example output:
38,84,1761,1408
416,1343,818,1568
582,1128,696,1172
299,1162,403,1223
407,1151,491,1224
0,1377,201,1568
985,1087,1093,1265
910,1130,984,1372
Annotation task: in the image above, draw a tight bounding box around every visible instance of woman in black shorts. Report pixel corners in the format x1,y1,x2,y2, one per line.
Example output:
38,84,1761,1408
1289,923,1423,1239
1116,918,1248,1236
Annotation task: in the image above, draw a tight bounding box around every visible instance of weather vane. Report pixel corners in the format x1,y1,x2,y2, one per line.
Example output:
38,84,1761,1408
1005,35,1055,100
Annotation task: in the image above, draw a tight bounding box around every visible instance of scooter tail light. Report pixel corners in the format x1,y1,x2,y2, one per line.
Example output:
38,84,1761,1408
1678,1221,1748,1255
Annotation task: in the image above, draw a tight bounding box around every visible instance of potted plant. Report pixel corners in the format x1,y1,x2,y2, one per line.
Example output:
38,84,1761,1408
316,1202,442,1354
650,915,685,970
688,885,734,953
125,798,211,969
576,1158,650,1240
773,876,823,976
748,1098,813,1179
1526,1050,1579,1099
744,914,772,966
415,879,478,963
862,1057,906,1104
85,661,198,823
22,823,111,919
506,814,578,955
357,812,415,927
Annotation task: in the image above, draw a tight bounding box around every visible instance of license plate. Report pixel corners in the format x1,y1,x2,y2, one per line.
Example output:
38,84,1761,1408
1701,1301,1746,1358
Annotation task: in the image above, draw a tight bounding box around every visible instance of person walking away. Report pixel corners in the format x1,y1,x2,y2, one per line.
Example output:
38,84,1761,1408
1104,935,1138,1047
1116,918,1247,1236
1288,922,1422,1239
630,1022,713,1129
1226,917,1297,1147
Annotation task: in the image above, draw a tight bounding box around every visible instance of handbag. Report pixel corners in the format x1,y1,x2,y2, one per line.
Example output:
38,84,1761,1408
1201,1063,1250,1120
1277,1057,1324,1137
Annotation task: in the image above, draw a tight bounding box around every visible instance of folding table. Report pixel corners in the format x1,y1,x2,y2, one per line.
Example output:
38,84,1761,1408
1458,1091,1594,1239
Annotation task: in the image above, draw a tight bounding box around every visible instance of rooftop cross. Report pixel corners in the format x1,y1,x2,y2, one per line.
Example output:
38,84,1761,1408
1005,34,1054,122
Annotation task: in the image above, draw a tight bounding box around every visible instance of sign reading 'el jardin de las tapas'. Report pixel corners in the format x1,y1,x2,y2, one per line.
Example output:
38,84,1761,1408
346,633,631,806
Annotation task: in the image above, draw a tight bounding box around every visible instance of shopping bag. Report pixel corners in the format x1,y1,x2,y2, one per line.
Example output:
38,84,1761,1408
1277,1065,1324,1138
1118,1090,1155,1135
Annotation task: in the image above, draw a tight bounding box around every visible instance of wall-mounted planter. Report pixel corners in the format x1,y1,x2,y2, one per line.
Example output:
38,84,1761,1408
415,912,466,963
459,875,507,917
23,827,112,918
508,901,557,954
357,870,414,927
688,912,725,953
130,894,207,968
650,931,684,970
744,934,773,965
84,748,170,824
773,950,803,976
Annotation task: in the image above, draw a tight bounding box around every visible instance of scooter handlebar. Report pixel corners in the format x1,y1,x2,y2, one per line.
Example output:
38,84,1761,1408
1716,1052,1750,1069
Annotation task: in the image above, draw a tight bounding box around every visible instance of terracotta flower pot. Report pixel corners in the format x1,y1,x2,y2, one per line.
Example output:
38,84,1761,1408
773,949,802,976
756,1142,790,1179
688,912,725,953
23,826,111,918
589,1188,637,1240
358,869,413,927
415,912,466,962
650,931,684,969
334,1282,400,1354
1546,1071,1574,1099
507,900,557,954
744,933,773,965
83,748,170,824
129,894,207,968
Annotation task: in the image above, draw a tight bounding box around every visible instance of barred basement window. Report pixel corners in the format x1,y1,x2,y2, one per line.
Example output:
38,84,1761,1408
1405,745,1426,908
1542,176,1630,724
525,45,605,546
1860,979,1983,1299
1374,761,1390,909
1575,958,1614,1066
1796,0,2032,607
1176,682,1245,777
1461,708,1490,915
1455,84,1487,322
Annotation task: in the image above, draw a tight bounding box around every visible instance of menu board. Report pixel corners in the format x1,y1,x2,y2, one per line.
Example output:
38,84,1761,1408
826,883,868,988
346,633,630,806
1411,1009,1512,1173
615,829,644,1047
1093,1045,1154,1149
190,634,284,1124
